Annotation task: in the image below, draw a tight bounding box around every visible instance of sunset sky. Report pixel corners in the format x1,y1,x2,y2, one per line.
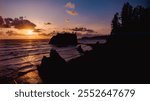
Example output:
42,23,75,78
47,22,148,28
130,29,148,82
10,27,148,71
0,0,148,39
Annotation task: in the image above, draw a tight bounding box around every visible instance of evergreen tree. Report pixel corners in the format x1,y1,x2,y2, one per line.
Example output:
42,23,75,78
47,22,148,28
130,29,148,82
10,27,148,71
121,2,133,29
111,2,150,34
121,2,133,32
111,12,120,34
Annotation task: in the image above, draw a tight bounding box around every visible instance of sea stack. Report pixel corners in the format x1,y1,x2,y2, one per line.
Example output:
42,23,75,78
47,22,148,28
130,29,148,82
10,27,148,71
49,32,77,47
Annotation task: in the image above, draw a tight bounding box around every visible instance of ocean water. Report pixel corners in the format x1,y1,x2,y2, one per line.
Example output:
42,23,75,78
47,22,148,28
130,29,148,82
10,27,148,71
0,39,105,84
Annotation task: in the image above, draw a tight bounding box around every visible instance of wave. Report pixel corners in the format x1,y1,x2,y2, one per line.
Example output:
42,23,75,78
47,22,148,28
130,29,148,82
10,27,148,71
0,39,98,83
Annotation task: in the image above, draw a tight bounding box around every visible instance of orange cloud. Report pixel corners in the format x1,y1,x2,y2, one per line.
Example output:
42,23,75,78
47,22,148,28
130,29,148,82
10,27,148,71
66,10,78,16
65,2,75,9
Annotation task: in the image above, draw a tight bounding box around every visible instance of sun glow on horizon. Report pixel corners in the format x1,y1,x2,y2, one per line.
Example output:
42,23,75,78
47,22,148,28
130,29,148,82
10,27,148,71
26,29,34,35
21,29,40,39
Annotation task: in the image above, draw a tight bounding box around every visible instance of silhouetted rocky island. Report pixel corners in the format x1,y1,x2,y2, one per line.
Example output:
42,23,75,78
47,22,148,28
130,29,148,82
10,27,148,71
49,32,77,47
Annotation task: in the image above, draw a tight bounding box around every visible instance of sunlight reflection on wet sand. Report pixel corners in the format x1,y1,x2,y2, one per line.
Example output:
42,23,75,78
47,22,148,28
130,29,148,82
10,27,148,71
16,70,42,84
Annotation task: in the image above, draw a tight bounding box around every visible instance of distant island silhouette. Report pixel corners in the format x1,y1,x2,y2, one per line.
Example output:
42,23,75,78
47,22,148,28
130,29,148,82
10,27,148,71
37,2,150,84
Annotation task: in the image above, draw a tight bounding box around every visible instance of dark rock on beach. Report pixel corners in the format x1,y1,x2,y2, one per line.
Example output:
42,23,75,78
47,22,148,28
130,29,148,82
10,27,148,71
37,49,67,83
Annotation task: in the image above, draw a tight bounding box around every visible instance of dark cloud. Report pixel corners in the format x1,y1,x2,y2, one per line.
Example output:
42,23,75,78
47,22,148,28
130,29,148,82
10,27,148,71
6,30,20,36
44,22,51,25
33,29,45,33
39,33,51,36
65,19,70,23
39,31,56,37
0,16,36,30
70,27,97,33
